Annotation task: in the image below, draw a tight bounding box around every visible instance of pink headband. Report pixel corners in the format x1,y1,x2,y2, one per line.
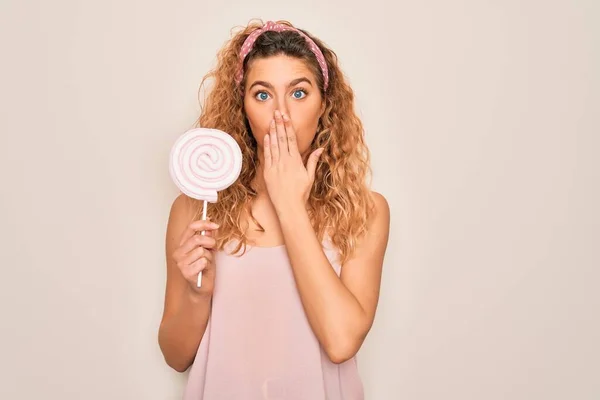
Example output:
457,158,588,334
234,21,329,92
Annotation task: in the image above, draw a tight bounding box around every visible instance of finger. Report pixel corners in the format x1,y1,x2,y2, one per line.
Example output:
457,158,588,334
200,249,214,264
191,249,215,272
282,113,299,158
192,234,217,249
179,220,220,246
263,134,272,169
180,234,217,255
306,148,325,183
186,257,208,280
181,245,206,267
269,118,279,164
182,244,215,268
274,110,289,156
204,227,216,237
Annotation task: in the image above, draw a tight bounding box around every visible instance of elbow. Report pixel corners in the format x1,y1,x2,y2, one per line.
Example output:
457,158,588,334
323,338,362,365
171,363,191,373
164,355,192,373
323,320,371,364
158,333,193,373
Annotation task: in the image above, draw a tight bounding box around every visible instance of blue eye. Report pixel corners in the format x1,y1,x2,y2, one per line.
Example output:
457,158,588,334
255,92,270,101
254,90,306,101
293,89,307,99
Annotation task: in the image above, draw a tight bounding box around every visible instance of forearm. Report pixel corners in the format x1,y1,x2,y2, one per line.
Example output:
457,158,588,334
278,206,368,362
158,288,211,372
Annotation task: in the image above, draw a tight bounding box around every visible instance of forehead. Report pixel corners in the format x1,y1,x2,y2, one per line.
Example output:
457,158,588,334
245,55,317,84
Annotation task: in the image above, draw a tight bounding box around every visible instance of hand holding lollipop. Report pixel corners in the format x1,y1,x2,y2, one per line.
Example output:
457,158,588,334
169,128,243,287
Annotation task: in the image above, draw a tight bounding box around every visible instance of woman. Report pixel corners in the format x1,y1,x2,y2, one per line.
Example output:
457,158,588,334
158,19,390,400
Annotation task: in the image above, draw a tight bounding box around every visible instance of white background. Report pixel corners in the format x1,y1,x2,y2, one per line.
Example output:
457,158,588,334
1,0,598,399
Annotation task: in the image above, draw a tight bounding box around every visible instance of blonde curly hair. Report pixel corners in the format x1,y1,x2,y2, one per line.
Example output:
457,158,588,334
189,19,375,265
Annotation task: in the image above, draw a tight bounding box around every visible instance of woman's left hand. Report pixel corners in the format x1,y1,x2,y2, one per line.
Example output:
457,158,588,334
263,110,324,214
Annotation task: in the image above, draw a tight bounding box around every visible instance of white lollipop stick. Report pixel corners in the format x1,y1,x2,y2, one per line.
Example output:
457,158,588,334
197,199,208,287
169,128,243,287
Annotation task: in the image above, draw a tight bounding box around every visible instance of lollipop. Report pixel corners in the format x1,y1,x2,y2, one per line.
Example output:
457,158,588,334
169,128,243,287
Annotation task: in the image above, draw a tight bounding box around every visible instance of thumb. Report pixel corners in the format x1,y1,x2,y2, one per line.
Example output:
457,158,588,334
307,148,324,182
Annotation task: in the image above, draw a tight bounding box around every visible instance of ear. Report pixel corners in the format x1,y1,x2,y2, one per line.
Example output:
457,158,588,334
319,100,326,117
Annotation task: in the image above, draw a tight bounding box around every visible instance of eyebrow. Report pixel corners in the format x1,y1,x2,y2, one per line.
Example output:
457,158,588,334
248,77,313,91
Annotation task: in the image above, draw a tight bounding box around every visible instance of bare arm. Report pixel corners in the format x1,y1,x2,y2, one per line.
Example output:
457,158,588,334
158,194,218,372
278,191,390,364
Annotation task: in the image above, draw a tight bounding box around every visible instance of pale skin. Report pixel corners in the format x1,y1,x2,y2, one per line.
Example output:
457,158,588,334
158,54,390,371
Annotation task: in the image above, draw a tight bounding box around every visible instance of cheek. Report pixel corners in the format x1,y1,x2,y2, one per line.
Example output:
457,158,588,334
293,113,321,148
244,103,272,142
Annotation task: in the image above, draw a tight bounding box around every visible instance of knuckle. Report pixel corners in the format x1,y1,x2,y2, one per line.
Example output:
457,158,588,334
196,258,207,271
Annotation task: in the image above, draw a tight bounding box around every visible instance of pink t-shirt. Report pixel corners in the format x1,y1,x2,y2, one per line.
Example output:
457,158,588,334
183,239,364,400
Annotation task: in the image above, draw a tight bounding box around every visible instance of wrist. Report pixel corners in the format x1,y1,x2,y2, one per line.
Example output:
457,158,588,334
275,201,307,221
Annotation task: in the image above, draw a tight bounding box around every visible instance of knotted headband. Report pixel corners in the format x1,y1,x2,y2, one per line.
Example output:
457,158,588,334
234,21,329,92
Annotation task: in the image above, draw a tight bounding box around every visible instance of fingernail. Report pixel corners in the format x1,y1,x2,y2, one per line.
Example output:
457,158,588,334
275,110,281,119
282,113,289,122
211,222,220,228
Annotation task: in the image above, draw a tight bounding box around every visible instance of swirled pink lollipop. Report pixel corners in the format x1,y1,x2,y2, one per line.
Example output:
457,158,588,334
169,128,243,287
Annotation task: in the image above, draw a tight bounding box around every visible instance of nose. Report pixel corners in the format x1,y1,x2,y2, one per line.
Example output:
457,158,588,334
274,96,289,118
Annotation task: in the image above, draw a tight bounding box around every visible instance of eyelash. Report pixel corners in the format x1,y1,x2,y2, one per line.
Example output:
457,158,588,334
254,88,309,101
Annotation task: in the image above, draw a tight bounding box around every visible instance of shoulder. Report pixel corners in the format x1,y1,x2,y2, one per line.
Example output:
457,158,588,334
370,190,390,223
167,193,198,231
170,193,198,216
366,191,390,249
